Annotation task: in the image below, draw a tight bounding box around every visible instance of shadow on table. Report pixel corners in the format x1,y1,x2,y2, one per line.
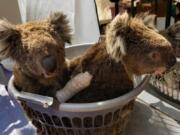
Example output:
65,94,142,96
125,100,180,135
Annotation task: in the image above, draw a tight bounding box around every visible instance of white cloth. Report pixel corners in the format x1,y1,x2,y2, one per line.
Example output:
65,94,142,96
0,84,35,135
17,0,100,45
18,0,75,31
72,0,100,44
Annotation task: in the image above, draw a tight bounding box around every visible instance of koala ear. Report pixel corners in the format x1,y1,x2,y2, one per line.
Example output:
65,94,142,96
136,12,158,31
48,12,72,44
105,12,128,62
0,19,20,61
166,21,180,40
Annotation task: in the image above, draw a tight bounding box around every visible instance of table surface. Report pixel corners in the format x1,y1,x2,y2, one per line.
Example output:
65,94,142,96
126,99,180,135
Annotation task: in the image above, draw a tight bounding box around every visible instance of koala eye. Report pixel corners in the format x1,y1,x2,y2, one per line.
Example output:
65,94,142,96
148,51,161,62
41,56,57,72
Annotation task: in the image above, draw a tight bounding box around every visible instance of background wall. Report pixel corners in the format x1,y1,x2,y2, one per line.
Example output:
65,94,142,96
0,0,21,24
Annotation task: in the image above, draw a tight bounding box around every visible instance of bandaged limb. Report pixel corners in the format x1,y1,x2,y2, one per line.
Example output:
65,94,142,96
56,72,92,103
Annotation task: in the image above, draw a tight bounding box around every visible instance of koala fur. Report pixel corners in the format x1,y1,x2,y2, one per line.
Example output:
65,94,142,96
68,12,176,103
0,12,72,97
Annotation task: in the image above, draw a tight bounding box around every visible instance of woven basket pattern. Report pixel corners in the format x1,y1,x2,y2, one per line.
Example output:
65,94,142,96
21,100,135,135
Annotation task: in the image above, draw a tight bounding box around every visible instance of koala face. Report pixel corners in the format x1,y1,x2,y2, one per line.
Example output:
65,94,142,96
123,21,176,75
0,12,71,79
106,12,176,75
18,31,65,78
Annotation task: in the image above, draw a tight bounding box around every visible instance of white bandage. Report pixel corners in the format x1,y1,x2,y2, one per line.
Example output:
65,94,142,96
56,71,92,103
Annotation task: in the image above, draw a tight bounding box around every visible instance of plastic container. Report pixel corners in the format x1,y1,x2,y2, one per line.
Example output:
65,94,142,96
8,44,150,135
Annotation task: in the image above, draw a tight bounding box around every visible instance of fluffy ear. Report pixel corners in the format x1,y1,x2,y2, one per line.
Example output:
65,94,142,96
48,12,72,44
0,19,20,61
166,21,180,40
105,12,128,62
136,12,158,31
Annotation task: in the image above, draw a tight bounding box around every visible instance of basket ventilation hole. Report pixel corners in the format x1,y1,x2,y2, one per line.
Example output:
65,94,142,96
113,109,120,122
43,113,53,125
104,112,112,126
62,117,72,127
83,117,93,128
94,115,103,127
72,117,82,128
36,111,45,123
52,115,62,126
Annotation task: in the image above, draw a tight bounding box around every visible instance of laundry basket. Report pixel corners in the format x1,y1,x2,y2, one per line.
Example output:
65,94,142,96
150,58,180,104
8,44,150,135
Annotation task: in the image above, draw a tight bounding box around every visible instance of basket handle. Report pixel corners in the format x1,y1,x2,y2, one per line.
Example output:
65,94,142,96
8,76,54,108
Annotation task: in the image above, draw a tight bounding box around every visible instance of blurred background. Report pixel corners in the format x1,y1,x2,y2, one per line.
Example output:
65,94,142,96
95,0,180,33
0,0,21,23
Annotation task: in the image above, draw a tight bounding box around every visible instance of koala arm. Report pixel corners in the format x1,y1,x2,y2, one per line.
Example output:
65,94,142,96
56,71,92,103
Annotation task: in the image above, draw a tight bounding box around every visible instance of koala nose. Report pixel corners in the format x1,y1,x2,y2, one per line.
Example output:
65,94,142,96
41,56,57,72
167,55,176,68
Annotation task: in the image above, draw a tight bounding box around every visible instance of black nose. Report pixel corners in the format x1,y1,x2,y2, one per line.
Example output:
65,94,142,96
41,56,57,72
167,55,176,68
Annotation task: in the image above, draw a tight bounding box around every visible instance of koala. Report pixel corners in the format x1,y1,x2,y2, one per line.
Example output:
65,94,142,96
0,13,72,95
0,12,92,98
67,12,176,103
0,12,92,134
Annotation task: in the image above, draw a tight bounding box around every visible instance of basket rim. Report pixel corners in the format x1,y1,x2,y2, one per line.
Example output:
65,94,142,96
8,75,150,112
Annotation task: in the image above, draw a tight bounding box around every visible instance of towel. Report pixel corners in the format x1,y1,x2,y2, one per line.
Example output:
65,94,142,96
0,84,35,135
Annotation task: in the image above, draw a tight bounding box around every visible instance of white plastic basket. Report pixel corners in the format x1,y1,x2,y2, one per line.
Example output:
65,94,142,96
8,44,150,135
